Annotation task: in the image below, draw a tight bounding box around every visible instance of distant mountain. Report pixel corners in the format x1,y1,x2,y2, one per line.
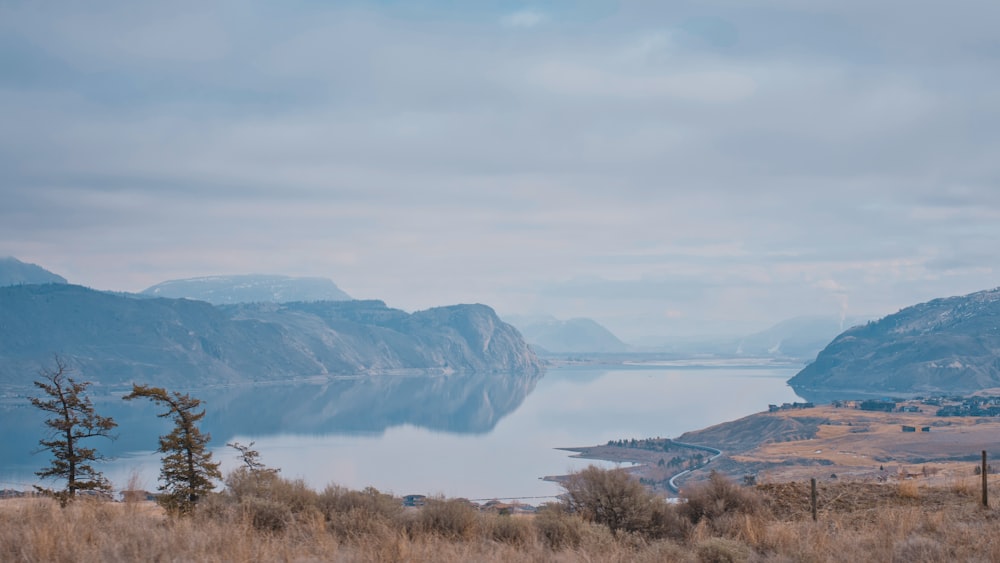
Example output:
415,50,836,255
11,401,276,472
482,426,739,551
0,257,67,286
790,288,1000,398
630,315,868,361
0,284,541,389
505,315,628,354
142,274,351,304
736,315,869,360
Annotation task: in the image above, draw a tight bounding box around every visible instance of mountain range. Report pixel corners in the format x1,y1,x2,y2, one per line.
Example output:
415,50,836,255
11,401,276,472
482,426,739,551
0,259,542,389
790,288,1000,399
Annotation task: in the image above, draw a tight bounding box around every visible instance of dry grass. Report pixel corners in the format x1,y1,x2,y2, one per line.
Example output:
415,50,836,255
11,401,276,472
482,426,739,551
8,470,1000,562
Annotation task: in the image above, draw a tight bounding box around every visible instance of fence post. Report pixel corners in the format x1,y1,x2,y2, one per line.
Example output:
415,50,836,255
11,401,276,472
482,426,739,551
983,450,989,508
810,478,818,521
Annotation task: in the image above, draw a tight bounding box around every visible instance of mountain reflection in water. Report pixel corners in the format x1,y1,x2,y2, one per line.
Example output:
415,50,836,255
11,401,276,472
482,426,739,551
2,366,804,499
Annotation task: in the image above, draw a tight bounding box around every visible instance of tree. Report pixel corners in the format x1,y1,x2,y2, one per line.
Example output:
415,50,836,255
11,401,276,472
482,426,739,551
124,384,221,513
227,440,277,476
30,357,117,506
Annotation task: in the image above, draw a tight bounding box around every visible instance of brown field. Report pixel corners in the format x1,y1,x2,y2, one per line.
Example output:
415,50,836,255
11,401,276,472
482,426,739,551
714,405,1000,486
565,404,1000,492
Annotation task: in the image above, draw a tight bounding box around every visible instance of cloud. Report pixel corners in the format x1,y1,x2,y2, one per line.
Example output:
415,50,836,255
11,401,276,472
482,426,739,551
501,10,547,28
2,1,1000,339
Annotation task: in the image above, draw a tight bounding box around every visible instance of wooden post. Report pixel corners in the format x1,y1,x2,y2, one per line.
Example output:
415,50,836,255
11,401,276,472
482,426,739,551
983,450,989,508
810,478,818,521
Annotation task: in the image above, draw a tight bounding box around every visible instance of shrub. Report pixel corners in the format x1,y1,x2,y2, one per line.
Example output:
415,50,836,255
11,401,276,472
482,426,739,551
694,536,752,563
242,496,292,532
682,471,765,526
561,465,686,539
410,498,479,540
484,513,534,547
534,504,589,550
318,485,403,540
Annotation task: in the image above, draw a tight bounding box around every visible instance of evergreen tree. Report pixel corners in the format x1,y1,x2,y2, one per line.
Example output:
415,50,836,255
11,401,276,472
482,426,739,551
30,357,117,507
124,384,221,513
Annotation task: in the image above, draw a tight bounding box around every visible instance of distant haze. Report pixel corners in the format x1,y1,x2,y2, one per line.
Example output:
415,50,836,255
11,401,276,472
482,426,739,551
3,2,999,341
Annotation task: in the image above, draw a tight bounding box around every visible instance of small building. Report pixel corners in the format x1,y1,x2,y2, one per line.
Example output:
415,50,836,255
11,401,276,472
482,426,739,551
402,494,427,507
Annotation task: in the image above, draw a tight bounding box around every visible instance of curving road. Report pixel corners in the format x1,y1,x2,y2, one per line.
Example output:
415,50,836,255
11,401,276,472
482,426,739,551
665,440,723,494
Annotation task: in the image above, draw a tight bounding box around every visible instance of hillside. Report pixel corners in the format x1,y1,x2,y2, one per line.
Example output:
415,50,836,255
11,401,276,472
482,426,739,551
0,284,541,389
789,288,1000,398
142,274,351,303
0,257,67,286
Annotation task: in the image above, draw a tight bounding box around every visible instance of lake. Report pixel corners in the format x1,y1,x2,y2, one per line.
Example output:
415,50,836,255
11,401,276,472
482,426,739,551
0,363,804,501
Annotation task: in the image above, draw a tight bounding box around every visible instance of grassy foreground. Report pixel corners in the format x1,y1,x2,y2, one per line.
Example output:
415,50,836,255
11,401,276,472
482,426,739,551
5,469,1000,562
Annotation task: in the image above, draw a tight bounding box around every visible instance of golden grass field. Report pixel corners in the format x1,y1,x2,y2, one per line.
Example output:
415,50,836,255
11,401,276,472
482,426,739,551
7,474,1000,562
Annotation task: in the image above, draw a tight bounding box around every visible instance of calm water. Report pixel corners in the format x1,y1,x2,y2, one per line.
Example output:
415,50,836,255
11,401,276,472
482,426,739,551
1,364,803,500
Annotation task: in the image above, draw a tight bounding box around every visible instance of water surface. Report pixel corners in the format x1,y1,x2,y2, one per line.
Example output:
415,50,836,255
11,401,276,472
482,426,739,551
1,365,803,500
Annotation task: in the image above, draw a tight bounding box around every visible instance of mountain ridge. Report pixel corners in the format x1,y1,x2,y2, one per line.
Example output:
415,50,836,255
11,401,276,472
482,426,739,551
0,257,67,286
0,283,542,389
789,287,1000,398
142,274,352,304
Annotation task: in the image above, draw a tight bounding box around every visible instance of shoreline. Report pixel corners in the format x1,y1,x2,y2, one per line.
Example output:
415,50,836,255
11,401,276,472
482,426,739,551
549,400,1000,494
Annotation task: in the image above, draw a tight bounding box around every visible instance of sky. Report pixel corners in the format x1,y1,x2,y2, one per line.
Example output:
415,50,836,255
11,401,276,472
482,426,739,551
2,0,1000,342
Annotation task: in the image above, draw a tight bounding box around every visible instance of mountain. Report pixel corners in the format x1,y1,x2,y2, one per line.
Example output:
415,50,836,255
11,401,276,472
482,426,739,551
735,315,870,360
141,274,351,304
0,284,542,389
789,288,1000,398
504,315,628,354
629,315,868,361
0,257,67,286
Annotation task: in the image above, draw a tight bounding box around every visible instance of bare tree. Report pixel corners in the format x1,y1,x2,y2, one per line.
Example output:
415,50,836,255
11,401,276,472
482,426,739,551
124,384,221,513
31,357,117,506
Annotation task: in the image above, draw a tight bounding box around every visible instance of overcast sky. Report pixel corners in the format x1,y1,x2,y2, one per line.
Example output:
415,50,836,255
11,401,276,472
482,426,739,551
2,1,999,341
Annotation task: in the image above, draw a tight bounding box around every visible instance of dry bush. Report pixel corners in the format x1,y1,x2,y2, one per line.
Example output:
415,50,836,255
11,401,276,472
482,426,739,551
13,473,1000,563
682,471,765,527
532,502,623,553
483,513,535,547
317,485,401,520
318,485,403,540
562,464,686,539
225,466,281,501
950,475,978,497
534,503,591,549
409,497,480,540
897,480,921,499
694,536,752,563
241,495,292,532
